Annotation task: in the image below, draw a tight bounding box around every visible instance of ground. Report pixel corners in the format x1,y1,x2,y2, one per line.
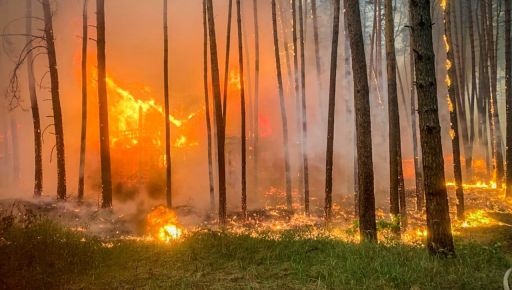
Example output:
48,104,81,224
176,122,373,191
0,188,511,289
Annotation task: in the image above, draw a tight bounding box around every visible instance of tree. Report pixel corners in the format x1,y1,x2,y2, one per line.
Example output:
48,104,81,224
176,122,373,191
298,0,310,214
408,0,455,256
163,0,172,208
324,0,340,221
442,0,464,219
202,0,215,211
206,0,227,224
252,0,260,198
506,0,511,198
271,0,293,212
310,0,322,115
96,0,113,208
235,0,247,218
42,0,66,200
78,0,88,201
384,0,406,230
26,0,43,197
345,0,377,242
222,0,233,122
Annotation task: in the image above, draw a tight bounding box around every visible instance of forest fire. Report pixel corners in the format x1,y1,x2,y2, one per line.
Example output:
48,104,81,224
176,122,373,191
145,206,184,242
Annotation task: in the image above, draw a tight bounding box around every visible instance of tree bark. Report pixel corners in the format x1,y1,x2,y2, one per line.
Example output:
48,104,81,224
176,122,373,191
324,0,340,222
202,0,215,212
443,0,464,220
42,0,67,200
271,0,293,212
96,0,113,207
163,0,172,208
26,0,43,198
235,0,247,218
384,0,406,231
78,0,88,201
222,0,233,123
345,0,377,242
206,0,227,224
252,0,260,199
408,0,455,256
505,0,511,198
311,0,323,115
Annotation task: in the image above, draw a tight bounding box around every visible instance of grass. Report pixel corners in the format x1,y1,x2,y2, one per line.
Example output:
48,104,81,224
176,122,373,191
0,221,510,289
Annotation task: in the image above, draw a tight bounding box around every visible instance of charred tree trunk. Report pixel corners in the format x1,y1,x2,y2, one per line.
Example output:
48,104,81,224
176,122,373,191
252,0,260,198
42,0,67,200
235,0,247,218
271,0,293,212
298,0,310,214
78,0,88,201
96,0,113,207
467,0,477,180
410,46,424,211
222,0,233,123
506,0,511,198
163,0,172,208
345,0,377,242
324,0,340,221
408,0,455,256
26,0,42,197
443,0,464,220
385,0,406,230
311,0,323,115
203,0,215,211
206,0,227,224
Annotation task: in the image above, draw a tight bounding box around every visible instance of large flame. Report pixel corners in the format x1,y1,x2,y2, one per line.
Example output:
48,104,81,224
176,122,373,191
146,205,184,242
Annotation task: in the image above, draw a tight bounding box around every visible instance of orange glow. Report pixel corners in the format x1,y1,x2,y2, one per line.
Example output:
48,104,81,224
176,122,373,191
146,205,184,242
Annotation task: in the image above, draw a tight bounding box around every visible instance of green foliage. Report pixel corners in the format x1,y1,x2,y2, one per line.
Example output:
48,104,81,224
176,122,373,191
0,221,510,289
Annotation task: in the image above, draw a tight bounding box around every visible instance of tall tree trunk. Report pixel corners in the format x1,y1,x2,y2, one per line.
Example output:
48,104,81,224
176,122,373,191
324,0,340,221
78,0,88,201
345,0,377,242
385,0,406,231
443,0,464,220
26,0,42,198
298,0,310,214
467,0,478,180
408,0,455,256
505,0,511,198
235,0,247,218
206,0,228,224
292,0,304,201
252,0,260,199
410,45,424,211
42,0,66,200
96,0,113,207
222,0,233,123
9,115,19,184
163,0,172,208
311,0,323,115
271,0,293,212
203,0,215,212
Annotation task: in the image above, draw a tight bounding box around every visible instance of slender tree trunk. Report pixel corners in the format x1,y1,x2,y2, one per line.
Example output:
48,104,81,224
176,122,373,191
467,0,477,180
96,0,113,207
298,0,310,214
408,0,455,256
291,0,304,201
325,0,340,221
9,115,19,184
385,0,406,231
207,0,227,224
78,0,88,201
410,45,424,211
163,0,172,208
345,0,377,242
252,0,260,198
26,0,42,198
505,0,511,198
42,0,66,200
203,0,215,212
443,0,465,220
222,0,233,123
311,0,323,115
271,0,293,212
235,0,247,218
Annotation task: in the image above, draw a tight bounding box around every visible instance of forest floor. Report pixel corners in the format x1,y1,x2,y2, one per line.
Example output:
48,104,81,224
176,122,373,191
0,188,511,289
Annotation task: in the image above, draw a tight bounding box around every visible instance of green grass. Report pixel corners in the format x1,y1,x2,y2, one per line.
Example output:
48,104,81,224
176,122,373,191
0,221,510,290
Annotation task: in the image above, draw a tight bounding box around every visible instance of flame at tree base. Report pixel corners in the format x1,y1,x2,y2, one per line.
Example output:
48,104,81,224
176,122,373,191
146,206,185,242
